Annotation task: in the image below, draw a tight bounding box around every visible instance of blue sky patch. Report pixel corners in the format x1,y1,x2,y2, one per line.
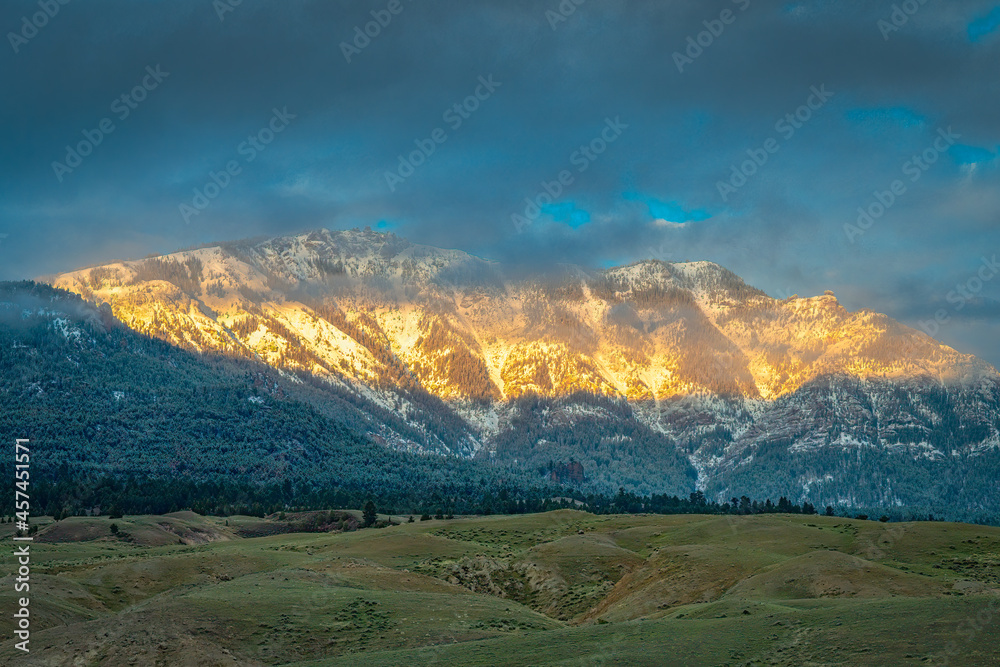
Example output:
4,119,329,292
969,6,1000,42
541,202,591,228
625,193,710,224
951,144,997,166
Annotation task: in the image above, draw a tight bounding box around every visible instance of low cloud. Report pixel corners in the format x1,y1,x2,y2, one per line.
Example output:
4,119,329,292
0,0,998,365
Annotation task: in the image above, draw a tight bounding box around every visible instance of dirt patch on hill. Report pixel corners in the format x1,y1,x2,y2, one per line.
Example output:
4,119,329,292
36,518,117,543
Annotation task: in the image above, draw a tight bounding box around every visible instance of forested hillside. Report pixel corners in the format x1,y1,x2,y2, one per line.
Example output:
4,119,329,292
43,229,1000,516
0,282,564,515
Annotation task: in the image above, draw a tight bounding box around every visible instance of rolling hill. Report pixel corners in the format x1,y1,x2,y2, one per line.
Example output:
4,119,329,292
1,510,997,666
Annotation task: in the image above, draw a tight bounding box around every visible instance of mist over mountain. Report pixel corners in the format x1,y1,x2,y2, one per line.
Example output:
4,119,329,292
34,228,1000,512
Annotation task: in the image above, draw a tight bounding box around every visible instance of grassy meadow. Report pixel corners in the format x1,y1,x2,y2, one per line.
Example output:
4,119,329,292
1,510,998,665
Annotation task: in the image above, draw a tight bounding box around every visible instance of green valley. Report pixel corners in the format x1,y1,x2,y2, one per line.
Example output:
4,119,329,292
1,511,997,665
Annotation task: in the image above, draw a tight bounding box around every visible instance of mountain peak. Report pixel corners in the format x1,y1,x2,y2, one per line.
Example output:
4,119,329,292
47,229,997,408
600,258,762,304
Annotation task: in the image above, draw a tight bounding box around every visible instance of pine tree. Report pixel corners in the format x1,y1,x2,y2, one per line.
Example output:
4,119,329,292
363,500,377,528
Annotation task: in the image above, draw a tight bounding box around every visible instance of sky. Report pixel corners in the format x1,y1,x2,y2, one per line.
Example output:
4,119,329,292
1,0,999,366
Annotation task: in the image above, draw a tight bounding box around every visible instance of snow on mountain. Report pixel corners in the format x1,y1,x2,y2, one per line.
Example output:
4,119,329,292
47,228,1000,505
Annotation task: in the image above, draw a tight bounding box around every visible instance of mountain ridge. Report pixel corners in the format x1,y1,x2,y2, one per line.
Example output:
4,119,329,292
42,228,1000,508
49,227,996,401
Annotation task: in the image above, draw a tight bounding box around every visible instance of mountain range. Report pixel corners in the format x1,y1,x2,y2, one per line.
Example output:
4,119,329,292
34,228,1000,512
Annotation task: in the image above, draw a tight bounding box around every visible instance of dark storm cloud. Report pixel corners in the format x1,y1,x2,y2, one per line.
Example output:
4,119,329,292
1,0,998,365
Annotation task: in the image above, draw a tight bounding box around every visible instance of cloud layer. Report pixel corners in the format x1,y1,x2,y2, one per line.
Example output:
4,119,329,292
1,0,998,365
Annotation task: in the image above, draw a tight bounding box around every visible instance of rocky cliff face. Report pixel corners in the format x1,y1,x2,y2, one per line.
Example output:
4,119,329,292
48,228,1000,506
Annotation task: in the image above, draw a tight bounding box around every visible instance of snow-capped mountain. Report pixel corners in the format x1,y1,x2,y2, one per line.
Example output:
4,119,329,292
48,229,1000,507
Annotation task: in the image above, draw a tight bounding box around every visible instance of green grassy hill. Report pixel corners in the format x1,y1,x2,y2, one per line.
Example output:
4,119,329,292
1,511,998,665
